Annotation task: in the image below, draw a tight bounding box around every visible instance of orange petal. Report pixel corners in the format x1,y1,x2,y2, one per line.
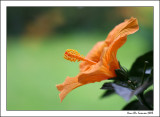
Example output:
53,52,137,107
78,36,127,85
78,62,116,84
80,17,139,72
56,63,116,102
56,76,82,102
102,36,127,71
79,41,107,72
105,17,139,45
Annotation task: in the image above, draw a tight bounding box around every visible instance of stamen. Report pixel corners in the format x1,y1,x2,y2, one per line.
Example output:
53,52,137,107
64,49,97,64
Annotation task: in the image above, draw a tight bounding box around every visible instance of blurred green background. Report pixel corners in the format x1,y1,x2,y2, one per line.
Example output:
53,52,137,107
7,7,153,110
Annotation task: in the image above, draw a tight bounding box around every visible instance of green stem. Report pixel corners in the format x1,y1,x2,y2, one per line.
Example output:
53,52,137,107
137,93,153,110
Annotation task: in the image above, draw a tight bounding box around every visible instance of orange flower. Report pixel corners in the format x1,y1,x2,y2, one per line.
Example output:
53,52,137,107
56,17,139,102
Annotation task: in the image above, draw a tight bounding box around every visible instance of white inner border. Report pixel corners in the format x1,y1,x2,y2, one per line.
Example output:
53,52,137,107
1,1,159,116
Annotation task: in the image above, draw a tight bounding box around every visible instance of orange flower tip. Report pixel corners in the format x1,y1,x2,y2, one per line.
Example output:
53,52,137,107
64,49,97,64
56,84,64,92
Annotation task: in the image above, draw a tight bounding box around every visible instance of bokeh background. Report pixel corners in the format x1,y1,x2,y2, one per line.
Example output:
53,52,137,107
7,7,153,110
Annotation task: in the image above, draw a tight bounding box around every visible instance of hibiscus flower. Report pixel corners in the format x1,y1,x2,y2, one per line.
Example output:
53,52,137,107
56,17,139,102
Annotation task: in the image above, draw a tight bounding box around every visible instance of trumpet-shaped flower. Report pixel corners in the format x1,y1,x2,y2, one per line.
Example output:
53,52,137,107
56,17,139,102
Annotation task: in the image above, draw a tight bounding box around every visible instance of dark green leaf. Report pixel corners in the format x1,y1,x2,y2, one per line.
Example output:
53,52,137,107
101,90,115,98
130,51,153,75
114,80,130,88
123,100,148,110
129,51,153,85
123,90,153,110
100,82,114,90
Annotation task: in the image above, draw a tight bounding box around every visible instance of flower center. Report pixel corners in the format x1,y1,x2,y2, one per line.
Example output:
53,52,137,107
64,49,97,64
